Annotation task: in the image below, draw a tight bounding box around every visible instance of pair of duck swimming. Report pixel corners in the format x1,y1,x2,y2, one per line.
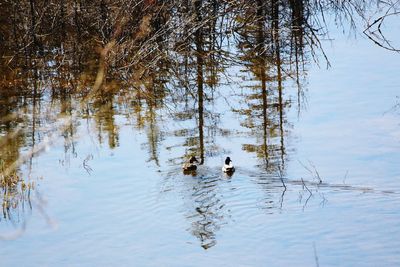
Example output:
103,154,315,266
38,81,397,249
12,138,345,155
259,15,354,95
182,156,235,173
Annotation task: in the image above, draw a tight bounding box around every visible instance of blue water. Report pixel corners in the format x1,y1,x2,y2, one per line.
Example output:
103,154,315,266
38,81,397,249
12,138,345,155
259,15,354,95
1,16,400,267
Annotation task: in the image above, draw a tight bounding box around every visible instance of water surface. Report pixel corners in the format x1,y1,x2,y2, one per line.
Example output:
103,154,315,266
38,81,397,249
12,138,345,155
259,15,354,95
1,1,400,266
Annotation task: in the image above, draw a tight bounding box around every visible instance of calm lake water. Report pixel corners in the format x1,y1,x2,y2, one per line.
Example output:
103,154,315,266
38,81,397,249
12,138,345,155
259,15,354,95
1,6,400,267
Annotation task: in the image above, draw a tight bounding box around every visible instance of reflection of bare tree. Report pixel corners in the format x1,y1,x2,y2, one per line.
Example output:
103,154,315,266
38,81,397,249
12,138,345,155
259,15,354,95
93,97,119,149
59,97,78,163
195,0,205,164
0,98,74,233
0,167,33,226
0,92,34,227
0,3,395,156
363,1,400,52
0,130,33,234
166,0,229,165
0,0,399,240
138,84,165,166
184,175,228,249
233,0,292,172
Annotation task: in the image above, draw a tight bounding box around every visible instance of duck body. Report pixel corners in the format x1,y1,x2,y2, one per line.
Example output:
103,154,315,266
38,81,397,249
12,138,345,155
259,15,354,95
222,157,235,173
182,156,199,172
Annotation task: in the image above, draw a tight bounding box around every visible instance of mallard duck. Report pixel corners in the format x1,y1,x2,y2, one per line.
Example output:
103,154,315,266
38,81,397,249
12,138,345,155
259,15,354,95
182,156,199,171
222,157,235,173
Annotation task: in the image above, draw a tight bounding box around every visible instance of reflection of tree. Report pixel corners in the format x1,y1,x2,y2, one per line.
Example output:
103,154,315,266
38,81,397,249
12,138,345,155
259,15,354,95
0,0,398,237
0,166,33,226
0,0,397,95
0,1,392,164
137,82,165,166
166,0,228,165
232,0,293,172
0,97,26,169
93,97,119,149
184,175,228,249
0,99,33,226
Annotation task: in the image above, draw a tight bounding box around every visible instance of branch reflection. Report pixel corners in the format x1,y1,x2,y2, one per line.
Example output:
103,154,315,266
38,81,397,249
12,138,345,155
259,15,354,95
0,0,397,242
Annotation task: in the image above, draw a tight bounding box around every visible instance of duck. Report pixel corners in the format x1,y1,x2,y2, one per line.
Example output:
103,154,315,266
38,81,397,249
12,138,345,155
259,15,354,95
182,156,199,172
222,157,235,173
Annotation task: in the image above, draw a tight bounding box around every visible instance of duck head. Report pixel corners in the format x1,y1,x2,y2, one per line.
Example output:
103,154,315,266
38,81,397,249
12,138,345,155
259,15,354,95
225,157,232,165
189,156,199,163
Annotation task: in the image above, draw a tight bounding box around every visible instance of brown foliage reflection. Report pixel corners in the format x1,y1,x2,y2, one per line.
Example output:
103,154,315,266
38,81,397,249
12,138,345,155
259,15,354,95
0,0,398,238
